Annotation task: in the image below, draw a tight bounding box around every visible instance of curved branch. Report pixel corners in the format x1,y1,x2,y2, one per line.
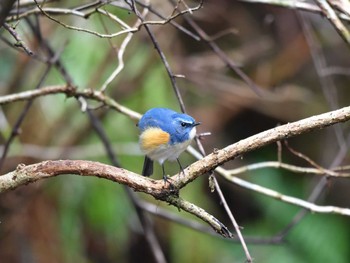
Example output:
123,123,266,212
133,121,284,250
173,105,350,189
0,160,165,195
0,160,233,237
0,85,141,121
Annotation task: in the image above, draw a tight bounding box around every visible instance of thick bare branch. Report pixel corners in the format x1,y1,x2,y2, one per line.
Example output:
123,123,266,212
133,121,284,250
174,106,350,189
0,160,159,194
0,160,233,237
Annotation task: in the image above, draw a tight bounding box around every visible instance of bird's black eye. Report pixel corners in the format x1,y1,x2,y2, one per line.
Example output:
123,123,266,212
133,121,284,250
181,122,187,127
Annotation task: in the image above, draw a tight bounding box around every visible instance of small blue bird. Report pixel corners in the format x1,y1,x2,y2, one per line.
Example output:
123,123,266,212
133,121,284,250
138,108,200,181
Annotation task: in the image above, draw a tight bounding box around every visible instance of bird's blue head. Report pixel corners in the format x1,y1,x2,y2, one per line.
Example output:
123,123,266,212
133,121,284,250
138,108,200,144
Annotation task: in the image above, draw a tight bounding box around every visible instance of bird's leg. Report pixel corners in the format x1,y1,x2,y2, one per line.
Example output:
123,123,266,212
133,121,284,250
162,163,167,183
162,163,176,191
177,158,185,177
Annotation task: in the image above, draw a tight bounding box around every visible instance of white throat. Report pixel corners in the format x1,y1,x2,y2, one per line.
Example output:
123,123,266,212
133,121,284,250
189,127,197,140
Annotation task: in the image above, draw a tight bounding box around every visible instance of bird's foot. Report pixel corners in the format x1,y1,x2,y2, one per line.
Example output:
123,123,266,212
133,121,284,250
163,175,178,195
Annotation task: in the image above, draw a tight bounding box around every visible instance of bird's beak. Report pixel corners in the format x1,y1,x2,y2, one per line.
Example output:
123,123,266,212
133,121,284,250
193,122,201,127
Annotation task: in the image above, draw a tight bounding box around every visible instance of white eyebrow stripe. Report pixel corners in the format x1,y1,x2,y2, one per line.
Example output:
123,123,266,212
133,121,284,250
179,119,193,124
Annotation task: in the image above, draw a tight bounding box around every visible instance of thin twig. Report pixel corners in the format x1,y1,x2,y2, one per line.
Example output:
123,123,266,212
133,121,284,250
128,0,192,113
238,0,350,21
136,198,286,244
3,22,33,55
180,5,263,96
32,0,139,38
6,7,86,22
315,0,350,45
227,161,350,177
284,140,326,171
0,64,53,171
162,195,233,238
0,85,141,121
99,4,149,92
25,17,74,84
212,175,252,262
187,147,350,216
135,0,200,40
31,0,200,41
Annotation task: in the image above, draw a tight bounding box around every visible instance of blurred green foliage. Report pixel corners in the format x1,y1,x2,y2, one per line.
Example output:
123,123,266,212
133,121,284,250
1,1,350,263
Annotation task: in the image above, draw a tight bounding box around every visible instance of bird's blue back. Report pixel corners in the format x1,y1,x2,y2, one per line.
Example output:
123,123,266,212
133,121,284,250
138,108,196,144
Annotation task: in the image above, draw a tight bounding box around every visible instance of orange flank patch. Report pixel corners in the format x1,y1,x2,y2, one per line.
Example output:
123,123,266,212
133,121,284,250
140,127,170,151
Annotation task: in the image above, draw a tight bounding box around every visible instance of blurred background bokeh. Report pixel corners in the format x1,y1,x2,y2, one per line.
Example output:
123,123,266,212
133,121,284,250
1,0,350,262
